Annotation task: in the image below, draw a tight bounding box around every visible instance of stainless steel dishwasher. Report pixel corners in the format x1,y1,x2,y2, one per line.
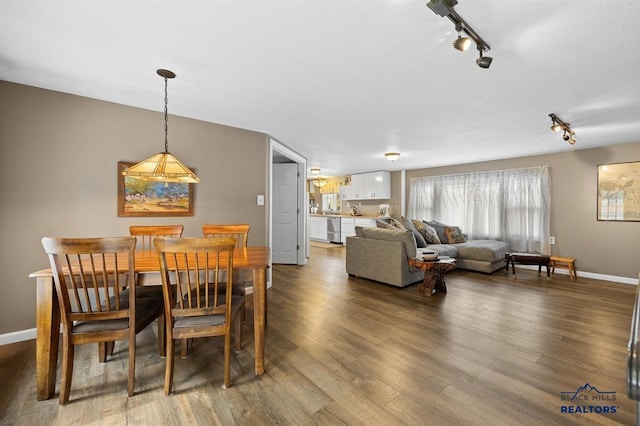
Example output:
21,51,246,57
327,217,341,243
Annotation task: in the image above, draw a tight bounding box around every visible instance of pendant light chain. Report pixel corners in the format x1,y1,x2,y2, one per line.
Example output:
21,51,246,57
163,76,169,153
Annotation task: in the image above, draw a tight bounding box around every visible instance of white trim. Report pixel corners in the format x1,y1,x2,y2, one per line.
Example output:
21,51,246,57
514,264,639,285
0,328,36,345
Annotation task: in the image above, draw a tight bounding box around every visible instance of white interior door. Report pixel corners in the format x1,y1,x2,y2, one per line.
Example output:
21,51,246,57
272,163,298,264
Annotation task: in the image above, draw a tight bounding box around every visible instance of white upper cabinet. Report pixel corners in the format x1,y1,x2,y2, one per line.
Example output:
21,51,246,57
342,171,390,200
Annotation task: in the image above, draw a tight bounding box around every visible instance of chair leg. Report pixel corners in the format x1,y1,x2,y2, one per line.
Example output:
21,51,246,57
164,337,175,396
59,336,74,405
128,331,136,397
223,330,231,389
180,339,189,358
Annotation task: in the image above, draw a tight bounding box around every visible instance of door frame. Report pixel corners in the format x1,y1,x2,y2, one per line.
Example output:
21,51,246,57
269,138,308,265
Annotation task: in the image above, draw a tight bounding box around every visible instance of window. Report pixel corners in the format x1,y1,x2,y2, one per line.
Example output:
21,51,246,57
409,166,551,253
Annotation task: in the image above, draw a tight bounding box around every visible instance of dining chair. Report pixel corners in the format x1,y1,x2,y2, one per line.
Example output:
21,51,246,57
154,236,244,394
202,224,252,318
41,236,165,404
129,225,184,250
129,224,184,301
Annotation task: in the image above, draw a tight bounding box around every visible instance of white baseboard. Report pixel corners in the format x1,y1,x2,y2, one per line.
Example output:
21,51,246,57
509,264,639,285
0,328,36,346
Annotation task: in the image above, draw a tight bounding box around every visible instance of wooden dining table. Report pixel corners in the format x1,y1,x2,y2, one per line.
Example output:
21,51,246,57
30,246,270,401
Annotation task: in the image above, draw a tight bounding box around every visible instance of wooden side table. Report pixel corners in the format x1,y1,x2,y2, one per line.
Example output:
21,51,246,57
408,257,456,296
504,253,551,279
550,256,577,279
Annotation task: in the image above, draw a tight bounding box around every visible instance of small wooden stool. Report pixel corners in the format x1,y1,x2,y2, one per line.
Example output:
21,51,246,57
550,256,577,279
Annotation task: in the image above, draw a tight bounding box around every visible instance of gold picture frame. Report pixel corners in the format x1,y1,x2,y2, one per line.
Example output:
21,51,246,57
117,162,195,217
597,161,640,221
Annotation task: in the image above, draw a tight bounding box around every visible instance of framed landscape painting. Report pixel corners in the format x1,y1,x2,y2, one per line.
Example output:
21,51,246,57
597,161,640,221
117,162,195,217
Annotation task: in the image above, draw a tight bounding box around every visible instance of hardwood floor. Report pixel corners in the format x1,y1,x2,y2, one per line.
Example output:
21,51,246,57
1,245,637,425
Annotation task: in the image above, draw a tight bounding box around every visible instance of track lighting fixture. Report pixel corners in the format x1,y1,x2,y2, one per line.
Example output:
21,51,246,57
549,113,576,145
426,0,493,68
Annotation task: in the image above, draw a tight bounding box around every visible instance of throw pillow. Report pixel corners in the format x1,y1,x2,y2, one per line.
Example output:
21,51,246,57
388,217,406,231
412,220,441,244
376,219,396,230
444,226,466,244
400,216,427,248
425,220,449,244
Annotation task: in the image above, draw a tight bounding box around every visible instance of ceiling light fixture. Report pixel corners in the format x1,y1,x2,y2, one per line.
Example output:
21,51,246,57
310,167,321,175
453,22,471,52
312,179,328,188
549,113,576,145
427,0,493,68
122,69,201,183
385,152,401,162
476,44,493,69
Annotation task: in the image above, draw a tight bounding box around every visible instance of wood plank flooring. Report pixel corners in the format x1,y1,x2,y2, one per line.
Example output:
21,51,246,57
1,244,638,425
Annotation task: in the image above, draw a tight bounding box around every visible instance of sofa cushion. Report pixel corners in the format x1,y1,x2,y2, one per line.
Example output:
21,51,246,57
455,240,510,263
426,244,458,258
400,217,427,248
444,226,466,244
358,227,417,259
412,220,441,244
425,220,449,245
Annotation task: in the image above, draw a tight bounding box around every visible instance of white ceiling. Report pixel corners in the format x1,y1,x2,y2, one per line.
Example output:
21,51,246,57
2,1,640,177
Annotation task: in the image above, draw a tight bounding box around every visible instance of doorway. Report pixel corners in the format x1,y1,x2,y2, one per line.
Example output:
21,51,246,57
270,138,307,265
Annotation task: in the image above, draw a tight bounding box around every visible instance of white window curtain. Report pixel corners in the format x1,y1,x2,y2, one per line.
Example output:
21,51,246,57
408,166,551,254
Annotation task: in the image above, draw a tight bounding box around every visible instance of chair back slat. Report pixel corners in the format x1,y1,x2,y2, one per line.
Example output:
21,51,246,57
202,224,249,248
129,225,184,250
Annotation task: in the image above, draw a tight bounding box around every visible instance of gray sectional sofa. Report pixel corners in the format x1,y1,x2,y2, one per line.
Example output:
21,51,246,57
345,226,510,288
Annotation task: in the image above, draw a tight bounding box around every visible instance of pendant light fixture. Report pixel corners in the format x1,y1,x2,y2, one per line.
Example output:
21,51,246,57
122,69,201,183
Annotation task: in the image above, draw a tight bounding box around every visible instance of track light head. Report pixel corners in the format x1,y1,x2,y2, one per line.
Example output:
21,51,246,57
562,131,571,142
454,35,471,52
453,22,471,51
476,46,493,69
550,123,563,132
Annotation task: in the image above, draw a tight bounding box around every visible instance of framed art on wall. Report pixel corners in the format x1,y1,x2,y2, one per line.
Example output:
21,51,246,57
117,162,195,217
597,161,640,221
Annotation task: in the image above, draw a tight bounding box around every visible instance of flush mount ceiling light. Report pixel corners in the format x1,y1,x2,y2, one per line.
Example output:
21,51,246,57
310,167,321,175
312,179,328,188
549,113,576,145
385,152,401,162
427,0,493,68
122,69,201,183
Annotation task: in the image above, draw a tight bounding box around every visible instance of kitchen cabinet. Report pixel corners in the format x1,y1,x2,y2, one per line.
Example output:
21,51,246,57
309,216,328,241
341,171,390,200
341,217,377,244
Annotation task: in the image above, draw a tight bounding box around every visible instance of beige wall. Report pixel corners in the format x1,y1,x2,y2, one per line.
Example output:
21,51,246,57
0,81,269,334
405,144,640,279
